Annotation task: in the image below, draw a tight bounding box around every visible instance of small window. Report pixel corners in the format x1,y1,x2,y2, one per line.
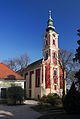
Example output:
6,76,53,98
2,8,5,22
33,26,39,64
54,78,57,83
53,39,55,45
53,34,55,37
45,52,48,60
54,85,56,90
53,52,55,58
45,34,47,38
54,70,56,76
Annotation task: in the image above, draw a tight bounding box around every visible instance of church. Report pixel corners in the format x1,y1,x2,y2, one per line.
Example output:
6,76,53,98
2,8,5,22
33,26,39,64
20,11,64,99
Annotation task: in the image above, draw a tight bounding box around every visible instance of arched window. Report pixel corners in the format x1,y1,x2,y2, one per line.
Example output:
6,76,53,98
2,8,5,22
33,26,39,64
53,34,55,37
53,39,55,45
53,52,56,58
45,52,48,60
54,70,56,76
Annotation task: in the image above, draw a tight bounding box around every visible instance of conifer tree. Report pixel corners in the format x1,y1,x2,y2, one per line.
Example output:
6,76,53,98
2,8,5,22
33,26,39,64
73,29,80,63
73,29,80,90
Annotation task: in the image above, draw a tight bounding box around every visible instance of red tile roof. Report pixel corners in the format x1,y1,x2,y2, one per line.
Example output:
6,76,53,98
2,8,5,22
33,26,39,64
0,63,24,80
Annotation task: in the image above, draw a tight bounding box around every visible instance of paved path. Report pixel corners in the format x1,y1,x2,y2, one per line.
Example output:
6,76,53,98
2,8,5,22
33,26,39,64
0,100,42,119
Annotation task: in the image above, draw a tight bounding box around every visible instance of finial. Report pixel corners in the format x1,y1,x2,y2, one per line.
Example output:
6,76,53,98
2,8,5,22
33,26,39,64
46,10,55,31
49,10,51,19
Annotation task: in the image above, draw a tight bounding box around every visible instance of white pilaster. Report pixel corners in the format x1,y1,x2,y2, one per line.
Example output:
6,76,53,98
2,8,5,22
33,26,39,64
57,66,60,95
43,63,45,89
40,66,43,97
40,66,42,86
51,49,53,63
50,64,53,93
26,72,29,97
43,62,46,95
31,73,35,98
56,50,59,92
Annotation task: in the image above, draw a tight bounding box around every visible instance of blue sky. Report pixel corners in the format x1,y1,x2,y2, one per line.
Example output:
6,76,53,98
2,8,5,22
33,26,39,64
0,0,80,63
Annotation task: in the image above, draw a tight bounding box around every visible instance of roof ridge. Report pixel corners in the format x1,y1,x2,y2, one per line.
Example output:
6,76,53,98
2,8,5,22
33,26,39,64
27,58,43,66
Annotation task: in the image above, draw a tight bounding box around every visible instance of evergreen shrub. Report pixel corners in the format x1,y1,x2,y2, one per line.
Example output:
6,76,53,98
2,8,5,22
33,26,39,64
39,93,62,106
7,84,24,105
63,82,80,114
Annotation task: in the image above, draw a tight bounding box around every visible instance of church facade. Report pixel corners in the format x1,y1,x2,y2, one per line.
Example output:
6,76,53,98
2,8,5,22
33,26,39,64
21,11,64,99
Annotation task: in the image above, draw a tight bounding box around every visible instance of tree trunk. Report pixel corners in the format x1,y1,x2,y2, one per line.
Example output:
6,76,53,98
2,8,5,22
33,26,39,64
63,70,65,97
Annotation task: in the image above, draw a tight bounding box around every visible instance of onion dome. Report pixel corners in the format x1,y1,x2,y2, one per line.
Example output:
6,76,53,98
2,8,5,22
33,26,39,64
46,10,55,32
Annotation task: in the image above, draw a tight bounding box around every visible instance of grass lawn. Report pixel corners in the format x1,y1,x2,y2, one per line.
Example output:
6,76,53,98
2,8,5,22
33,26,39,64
31,104,51,112
37,114,80,119
31,103,63,112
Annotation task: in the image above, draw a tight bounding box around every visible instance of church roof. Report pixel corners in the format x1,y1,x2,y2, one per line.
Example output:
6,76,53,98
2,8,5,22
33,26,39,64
16,58,43,75
0,63,24,80
24,58,43,71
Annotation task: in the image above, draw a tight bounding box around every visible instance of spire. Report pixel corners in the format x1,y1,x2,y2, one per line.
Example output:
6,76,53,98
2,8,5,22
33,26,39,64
49,10,51,19
46,10,55,32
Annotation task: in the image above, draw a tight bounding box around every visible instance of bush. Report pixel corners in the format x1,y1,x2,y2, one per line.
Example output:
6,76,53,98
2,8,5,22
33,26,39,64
47,94,62,106
39,95,48,102
7,84,24,105
63,82,80,114
0,98,7,104
39,93,62,106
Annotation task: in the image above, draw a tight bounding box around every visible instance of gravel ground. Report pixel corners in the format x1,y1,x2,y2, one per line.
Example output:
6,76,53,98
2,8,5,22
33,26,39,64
0,100,42,119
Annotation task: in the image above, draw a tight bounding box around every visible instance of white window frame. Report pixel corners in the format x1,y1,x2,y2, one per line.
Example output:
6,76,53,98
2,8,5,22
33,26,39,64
54,69,57,76
53,39,55,45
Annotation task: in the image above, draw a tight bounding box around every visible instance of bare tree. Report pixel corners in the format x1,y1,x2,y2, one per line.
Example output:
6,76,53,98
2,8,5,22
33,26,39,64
59,49,74,96
3,53,29,71
43,48,76,96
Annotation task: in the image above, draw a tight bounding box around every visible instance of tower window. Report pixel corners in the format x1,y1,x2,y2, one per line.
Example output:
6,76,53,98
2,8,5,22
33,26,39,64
45,34,47,38
53,39,55,45
53,52,56,58
45,52,48,60
53,34,55,37
45,39,48,46
54,70,56,76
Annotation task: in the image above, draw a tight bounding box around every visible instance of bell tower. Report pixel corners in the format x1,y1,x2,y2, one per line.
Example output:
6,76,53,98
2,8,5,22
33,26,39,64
42,11,60,95
43,10,59,62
